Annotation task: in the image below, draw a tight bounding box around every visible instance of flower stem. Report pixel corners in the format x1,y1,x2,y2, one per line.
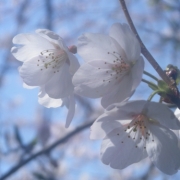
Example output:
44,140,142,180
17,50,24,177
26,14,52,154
143,71,159,81
148,90,161,101
119,0,171,85
142,78,158,88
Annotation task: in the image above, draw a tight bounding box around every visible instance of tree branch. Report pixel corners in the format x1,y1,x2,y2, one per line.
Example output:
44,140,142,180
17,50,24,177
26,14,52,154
45,0,53,30
119,0,171,85
0,120,93,180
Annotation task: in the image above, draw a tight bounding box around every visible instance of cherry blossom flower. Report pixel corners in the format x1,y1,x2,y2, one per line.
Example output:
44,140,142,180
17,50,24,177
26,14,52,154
73,23,144,107
90,100,180,175
11,29,79,127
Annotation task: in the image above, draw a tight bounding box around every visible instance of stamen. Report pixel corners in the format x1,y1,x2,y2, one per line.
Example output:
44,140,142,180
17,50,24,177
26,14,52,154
97,51,131,94
37,49,67,72
119,114,153,150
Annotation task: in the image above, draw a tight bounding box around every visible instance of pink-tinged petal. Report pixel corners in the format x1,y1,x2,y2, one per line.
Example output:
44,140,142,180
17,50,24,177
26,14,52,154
73,61,117,98
77,33,127,63
45,63,73,99
145,102,180,130
131,56,144,90
12,34,54,62
38,88,63,108
109,23,141,62
90,113,124,140
65,94,76,128
101,127,147,169
146,122,180,175
101,72,134,108
19,56,54,86
66,51,80,75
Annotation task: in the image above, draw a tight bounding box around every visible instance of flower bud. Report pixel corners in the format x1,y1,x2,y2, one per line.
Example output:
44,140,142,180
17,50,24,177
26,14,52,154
68,45,77,54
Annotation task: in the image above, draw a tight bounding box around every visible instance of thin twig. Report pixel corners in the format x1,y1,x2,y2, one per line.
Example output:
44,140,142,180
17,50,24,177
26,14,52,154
0,120,93,180
119,0,171,85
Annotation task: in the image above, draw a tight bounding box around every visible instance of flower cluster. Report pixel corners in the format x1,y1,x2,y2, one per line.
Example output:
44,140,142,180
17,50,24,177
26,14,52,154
11,23,180,175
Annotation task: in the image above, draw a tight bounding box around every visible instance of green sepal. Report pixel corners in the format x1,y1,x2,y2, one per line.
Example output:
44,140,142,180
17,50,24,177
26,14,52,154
148,83,158,91
158,80,169,91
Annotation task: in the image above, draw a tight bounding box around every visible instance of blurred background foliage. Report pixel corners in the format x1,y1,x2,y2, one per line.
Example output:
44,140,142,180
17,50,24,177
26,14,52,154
1,0,180,179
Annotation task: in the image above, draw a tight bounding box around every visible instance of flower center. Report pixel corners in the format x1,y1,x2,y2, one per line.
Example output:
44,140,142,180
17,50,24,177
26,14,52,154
109,51,130,74
97,51,131,84
116,114,155,149
36,49,68,73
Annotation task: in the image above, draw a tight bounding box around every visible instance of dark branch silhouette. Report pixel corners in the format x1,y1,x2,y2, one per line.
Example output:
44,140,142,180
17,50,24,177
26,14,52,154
0,120,93,180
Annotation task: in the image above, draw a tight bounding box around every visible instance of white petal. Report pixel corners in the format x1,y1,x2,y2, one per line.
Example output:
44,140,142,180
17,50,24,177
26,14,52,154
131,56,144,90
112,100,180,130
107,100,147,116
66,51,80,75
146,123,180,175
62,96,70,108
18,67,37,89
174,108,180,120
91,103,136,140
172,129,180,149
38,88,63,108
145,102,180,129
109,23,141,62
65,94,76,128
36,29,63,47
45,63,74,99
101,127,147,169
36,30,77,76
100,55,144,108
77,33,127,63
90,113,124,140
101,72,134,108
19,56,54,86
73,61,117,98
12,33,54,62
105,102,139,122
23,83,37,89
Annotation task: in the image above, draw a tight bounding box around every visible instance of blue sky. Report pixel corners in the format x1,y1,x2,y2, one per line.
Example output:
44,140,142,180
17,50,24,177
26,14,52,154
1,0,180,179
